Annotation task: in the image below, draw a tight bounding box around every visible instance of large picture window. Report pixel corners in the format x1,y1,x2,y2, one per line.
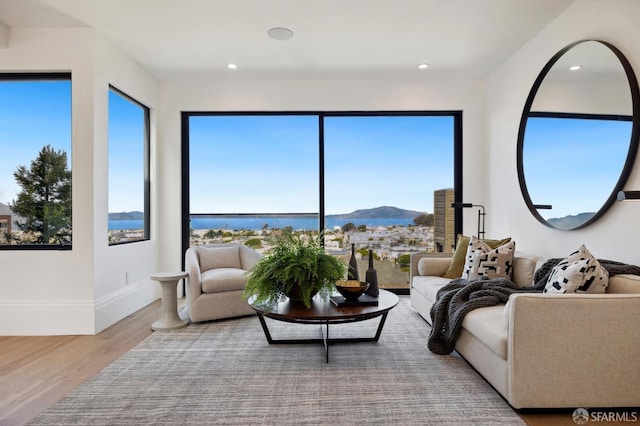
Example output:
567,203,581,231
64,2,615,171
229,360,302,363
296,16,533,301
107,86,150,245
0,73,72,249
182,111,461,291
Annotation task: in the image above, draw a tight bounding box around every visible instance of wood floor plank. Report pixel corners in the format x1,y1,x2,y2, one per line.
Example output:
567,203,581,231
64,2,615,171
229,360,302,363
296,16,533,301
0,299,578,425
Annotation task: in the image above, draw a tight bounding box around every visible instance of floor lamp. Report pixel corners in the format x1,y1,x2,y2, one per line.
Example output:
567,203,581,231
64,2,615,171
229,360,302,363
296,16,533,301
451,202,485,239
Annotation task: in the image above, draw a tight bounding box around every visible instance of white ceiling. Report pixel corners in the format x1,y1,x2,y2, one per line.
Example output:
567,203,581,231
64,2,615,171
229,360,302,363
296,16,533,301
0,0,576,80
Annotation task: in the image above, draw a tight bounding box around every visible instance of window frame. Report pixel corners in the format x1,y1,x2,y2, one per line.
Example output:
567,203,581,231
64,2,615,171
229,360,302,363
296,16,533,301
181,110,463,260
0,72,73,251
107,85,151,246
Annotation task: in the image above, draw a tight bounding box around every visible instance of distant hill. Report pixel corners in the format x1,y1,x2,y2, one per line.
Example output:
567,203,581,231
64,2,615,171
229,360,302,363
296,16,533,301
547,212,594,230
109,211,144,221
327,206,427,220
109,207,427,221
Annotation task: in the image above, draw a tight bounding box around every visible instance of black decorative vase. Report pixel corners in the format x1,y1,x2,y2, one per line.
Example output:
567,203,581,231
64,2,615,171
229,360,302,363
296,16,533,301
348,243,359,281
365,249,379,297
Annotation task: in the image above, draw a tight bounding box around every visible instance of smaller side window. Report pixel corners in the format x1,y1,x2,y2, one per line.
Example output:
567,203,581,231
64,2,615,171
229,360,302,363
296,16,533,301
108,86,150,245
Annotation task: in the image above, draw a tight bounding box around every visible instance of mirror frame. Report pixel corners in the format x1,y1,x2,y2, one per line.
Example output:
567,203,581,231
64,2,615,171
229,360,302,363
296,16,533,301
517,39,640,230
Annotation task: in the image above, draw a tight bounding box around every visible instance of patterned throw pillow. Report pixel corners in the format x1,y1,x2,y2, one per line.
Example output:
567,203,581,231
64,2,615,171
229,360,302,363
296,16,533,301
442,234,512,279
544,245,609,294
462,236,515,280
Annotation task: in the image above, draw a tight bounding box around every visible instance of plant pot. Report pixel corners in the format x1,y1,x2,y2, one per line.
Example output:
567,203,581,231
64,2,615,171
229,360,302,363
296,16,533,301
286,282,318,305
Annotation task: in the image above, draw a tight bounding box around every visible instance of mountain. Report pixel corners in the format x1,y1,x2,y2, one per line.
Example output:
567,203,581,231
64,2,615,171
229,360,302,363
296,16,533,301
326,206,427,220
109,211,144,221
547,212,594,230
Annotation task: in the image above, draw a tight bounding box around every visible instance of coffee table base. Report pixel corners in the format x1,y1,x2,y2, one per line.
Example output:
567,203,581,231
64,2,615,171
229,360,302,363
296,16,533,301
256,312,390,363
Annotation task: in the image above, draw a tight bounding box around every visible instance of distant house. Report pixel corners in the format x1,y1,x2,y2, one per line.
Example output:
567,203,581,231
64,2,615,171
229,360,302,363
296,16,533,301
0,202,13,243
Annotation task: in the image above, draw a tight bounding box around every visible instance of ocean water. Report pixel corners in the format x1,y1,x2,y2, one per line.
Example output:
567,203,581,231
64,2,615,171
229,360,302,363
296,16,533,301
108,217,415,231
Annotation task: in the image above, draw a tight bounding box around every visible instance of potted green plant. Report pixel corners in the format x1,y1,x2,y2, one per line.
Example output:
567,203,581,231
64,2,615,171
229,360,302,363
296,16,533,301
243,230,347,311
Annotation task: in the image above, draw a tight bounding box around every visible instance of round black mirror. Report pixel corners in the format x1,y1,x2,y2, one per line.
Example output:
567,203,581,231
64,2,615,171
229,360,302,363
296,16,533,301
517,40,640,230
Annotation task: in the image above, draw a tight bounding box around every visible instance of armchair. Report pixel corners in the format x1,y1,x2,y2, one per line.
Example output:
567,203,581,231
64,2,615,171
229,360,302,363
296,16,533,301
185,243,262,322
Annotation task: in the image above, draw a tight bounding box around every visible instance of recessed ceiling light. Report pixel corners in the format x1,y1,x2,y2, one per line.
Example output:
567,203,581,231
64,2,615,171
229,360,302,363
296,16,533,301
569,65,581,71
418,63,429,69
268,27,294,41
227,63,238,69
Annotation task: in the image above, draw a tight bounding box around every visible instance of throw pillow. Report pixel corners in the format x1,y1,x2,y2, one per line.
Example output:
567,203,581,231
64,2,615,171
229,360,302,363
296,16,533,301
198,245,242,271
462,236,515,280
441,234,511,279
544,245,609,294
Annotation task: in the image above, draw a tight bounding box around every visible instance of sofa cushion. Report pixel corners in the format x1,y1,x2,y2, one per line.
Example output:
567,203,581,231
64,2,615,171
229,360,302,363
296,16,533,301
461,305,508,360
608,274,640,294
411,275,451,304
462,237,515,280
511,253,541,288
544,245,608,294
443,235,512,279
198,245,242,271
201,268,248,293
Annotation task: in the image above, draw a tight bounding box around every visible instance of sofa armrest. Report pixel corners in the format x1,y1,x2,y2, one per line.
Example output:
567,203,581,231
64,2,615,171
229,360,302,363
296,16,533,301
410,252,452,280
506,293,640,408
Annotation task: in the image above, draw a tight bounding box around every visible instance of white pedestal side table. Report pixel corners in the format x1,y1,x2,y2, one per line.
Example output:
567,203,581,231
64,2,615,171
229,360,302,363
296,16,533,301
151,271,189,331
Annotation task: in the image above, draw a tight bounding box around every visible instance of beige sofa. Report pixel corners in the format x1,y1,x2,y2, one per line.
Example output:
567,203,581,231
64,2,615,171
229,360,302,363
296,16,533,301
410,252,640,409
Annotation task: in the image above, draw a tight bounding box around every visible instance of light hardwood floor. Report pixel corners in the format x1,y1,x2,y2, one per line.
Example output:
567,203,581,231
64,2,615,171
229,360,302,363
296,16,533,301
0,299,578,426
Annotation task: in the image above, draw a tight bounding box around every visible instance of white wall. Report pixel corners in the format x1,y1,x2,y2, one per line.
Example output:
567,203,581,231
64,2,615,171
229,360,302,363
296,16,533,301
157,77,487,272
485,0,640,263
0,28,160,335
0,28,97,334
92,36,161,333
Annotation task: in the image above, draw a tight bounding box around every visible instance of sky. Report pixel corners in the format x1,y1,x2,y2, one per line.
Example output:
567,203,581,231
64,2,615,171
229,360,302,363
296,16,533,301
0,80,72,206
107,89,146,213
2,80,634,220
0,81,146,213
189,114,454,215
523,116,631,219
0,80,454,217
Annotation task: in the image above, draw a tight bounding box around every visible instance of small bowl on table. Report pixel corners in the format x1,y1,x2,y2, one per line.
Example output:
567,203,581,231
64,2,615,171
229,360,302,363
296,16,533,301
335,280,369,301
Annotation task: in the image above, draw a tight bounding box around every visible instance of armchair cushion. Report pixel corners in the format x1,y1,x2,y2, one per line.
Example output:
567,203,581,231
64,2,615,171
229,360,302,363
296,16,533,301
198,245,241,271
201,268,249,293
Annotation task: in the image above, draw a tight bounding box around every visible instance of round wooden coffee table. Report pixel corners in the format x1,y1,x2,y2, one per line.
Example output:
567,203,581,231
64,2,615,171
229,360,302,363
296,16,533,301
249,289,399,362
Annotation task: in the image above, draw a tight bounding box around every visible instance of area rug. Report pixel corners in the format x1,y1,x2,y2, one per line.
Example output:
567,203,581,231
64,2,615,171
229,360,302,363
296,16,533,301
29,297,523,425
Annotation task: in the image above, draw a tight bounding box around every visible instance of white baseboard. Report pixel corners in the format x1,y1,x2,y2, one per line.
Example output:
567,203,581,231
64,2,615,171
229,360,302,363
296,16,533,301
0,280,161,336
0,299,95,336
94,279,161,333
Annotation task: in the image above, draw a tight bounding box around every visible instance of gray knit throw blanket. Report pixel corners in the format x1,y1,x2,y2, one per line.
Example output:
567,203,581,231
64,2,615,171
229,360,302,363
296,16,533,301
427,276,539,355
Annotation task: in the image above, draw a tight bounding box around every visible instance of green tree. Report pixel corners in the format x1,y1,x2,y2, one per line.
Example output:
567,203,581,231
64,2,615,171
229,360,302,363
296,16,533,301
357,224,367,232
10,145,71,244
203,229,221,239
397,254,411,271
341,222,356,233
245,238,263,249
413,213,434,226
